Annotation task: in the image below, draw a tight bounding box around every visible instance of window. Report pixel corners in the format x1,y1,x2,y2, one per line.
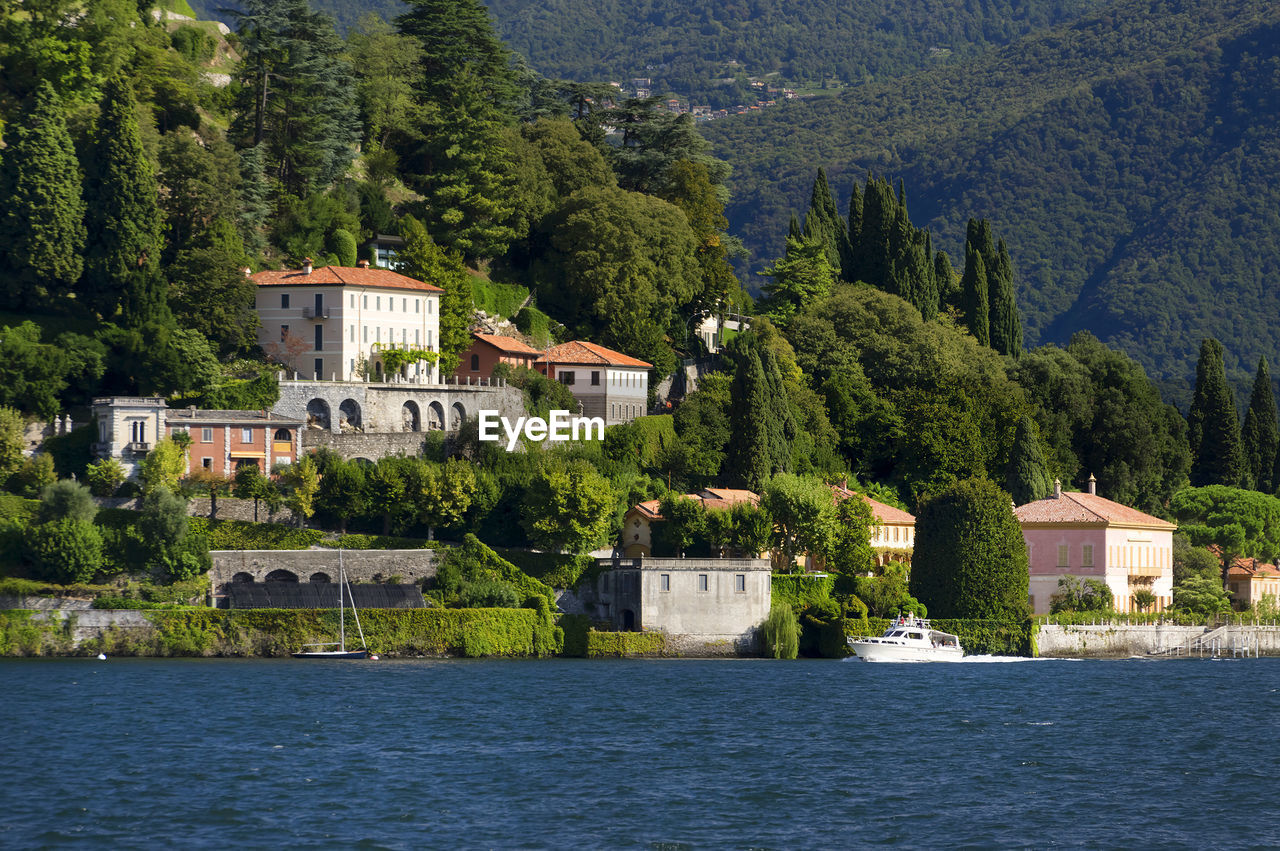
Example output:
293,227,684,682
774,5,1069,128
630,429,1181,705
591,371,600,386
201,427,213,443
314,357,323,379
350,325,355,342
697,574,709,592
402,298,407,312
559,372,575,385
1057,545,1069,567
660,574,670,592
376,296,381,310
734,574,745,593
201,457,212,469
415,299,420,314
241,427,253,443
130,420,146,444
280,324,289,341
363,327,368,343
314,325,323,351
428,298,434,314
471,354,480,371
414,329,419,345
363,295,368,309
281,294,290,309
1082,544,1094,566
350,294,355,308
314,293,323,314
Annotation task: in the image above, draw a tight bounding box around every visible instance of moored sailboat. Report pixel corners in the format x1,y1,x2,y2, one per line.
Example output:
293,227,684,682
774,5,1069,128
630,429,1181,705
293,552,369,659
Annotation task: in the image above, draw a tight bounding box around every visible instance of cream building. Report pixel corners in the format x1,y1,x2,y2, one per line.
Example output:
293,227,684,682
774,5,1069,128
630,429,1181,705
252,261,442,383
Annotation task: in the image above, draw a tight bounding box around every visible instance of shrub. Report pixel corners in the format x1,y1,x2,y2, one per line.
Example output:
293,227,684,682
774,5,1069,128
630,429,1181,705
799,598,846,657
11,454,55,497
762,600,799,659
85,458,127,497
458,578,522,608
25,519,103,584
37,479,97,524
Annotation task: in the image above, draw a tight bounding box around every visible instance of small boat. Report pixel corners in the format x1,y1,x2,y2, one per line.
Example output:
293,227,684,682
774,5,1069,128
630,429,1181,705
847,615,964,662
293,552,369,659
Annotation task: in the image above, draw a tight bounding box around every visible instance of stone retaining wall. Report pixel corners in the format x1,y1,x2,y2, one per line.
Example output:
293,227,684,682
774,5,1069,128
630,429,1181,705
209,549,440,605
96,496,301,526
1036,623,1280,657
35,609,151,644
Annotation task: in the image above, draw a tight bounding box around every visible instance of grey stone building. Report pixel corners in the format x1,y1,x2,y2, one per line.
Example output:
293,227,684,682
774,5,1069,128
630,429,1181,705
591,557,772,654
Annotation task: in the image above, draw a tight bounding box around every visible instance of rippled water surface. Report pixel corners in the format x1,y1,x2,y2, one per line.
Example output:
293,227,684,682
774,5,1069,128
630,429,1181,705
3,656,1280,848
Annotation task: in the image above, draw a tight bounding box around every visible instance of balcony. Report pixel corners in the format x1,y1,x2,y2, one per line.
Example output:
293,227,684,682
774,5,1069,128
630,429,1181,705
302,306,331,319
1128,564,1164,577
125,441,152,454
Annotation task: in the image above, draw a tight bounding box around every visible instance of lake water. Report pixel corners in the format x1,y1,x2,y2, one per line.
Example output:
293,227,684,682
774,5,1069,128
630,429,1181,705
2,656,1278,848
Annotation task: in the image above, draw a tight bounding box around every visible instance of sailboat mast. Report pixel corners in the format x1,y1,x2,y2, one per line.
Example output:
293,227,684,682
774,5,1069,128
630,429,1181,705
338,550,346,653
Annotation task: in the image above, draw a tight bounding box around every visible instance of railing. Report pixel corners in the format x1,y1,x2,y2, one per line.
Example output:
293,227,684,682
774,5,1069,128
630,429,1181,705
125,441,152,453
301,306,330,319
277,371,508,388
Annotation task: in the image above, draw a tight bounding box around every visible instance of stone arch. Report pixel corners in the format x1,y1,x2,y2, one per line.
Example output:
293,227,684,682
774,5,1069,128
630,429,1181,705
402,400,421,432
305,398,330,431
450,402,466,431
373,360,384,381
273,428,291,442
428,401,445,431
232,572,255,583
338,398,362,431
265,569,299,583
352,457,375,467
309,572,331,583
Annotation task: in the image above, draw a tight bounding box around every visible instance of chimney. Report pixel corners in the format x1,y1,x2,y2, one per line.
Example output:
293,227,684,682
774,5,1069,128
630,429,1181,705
302,257,313,275
1087,473,1097,495
357,259,370,268
1053,478,1062,498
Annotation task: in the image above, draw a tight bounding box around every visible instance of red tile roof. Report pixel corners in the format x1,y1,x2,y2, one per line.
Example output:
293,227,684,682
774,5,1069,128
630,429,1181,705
1014,491,1176,529
628,489,759,520
251,265,443,293
538,340,651,368
472,333,542,356
831,485,916,525
1225,555,1280,579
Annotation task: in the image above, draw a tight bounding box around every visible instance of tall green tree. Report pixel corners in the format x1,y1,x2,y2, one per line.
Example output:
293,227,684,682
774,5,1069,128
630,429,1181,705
660,160,741,316
959,246,990,347
1006,414,1053,505
1171,485,1280,586
725,336,794,491
396,0,517,109
761,473,839,572
82,75,163,322
1241,356,1278,493
398,216,474,374
802,167,847,271
346,13,423,149
759,234,835,322
230,0,359,200
1187,338,1243,488
910,477,1029,618
0,82,86,308
520,459,615,553
988,239,1022,356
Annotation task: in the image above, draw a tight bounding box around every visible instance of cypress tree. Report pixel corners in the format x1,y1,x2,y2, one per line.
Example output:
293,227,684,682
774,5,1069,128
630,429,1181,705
0,82,85,308
1241,356,1278,492
988,238,1022,357
760,346,796,477
959,247,990,346
842,181,862,280
726,345,773,492
935,249,958,312
1188,338,1243,487
787,211,803,242
803,167,846,272
917,233,939,321
82,75,163,321
1006,415,1053,504
855,177,895,288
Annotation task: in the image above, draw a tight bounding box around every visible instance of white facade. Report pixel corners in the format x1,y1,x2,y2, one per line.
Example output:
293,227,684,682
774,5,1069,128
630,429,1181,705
93,397,167,479
254,275,441,383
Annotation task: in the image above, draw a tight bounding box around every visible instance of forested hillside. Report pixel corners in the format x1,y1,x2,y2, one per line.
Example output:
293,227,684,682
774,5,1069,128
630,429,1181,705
704,0,1280,397
190,0,1105,105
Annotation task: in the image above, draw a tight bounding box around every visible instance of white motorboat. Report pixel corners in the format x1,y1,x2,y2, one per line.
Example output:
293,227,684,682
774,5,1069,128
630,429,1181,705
847,616,964,662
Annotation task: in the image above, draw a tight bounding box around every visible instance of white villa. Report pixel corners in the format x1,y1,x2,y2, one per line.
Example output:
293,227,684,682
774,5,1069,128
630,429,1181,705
252,260,442,383
536,340,651,425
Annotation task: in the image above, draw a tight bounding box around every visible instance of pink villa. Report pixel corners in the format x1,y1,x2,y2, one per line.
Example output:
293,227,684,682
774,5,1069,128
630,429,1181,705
1014,477,1176,615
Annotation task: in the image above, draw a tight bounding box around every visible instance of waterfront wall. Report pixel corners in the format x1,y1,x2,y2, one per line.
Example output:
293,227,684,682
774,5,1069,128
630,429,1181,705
209,549,440,604
1036,623,1280,657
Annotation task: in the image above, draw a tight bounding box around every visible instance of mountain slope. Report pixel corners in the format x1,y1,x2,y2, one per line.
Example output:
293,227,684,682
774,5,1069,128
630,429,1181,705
703,0,1280,396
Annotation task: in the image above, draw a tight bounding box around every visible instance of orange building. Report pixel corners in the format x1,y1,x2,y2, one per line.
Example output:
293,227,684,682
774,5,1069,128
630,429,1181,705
454,332,542,379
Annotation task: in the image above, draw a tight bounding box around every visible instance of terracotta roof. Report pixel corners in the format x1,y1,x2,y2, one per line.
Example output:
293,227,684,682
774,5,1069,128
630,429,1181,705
627,489,760,520
538,340,651,368
831,485,915,525
1014,491,1176,529
472,333,542,356
1226,556,1280,579
251,265,443,293
698,488,760,511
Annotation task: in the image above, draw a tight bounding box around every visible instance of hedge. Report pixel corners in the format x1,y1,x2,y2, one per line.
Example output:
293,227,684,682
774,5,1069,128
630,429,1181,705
772,573,834,609
493,549,594,589
846,616,1035,656
0,607,564,658
584,629,669,658
194,518,326,551
0,494,39,522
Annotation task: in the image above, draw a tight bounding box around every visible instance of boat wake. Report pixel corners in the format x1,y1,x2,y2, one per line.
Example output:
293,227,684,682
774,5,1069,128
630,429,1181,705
961,655,1075,663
